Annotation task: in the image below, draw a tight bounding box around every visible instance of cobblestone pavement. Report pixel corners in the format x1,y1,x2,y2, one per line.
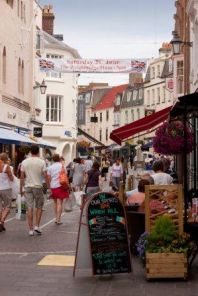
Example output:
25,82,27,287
0,199,198,296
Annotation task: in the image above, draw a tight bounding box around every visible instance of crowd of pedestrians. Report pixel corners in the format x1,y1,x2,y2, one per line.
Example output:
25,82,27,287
0,144,178,236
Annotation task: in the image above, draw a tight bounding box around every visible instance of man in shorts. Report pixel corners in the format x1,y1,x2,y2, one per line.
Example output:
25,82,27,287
20,145,47,236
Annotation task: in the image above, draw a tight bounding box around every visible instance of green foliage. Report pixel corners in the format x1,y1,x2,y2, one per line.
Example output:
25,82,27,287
145,216,195,254
148,216,177,245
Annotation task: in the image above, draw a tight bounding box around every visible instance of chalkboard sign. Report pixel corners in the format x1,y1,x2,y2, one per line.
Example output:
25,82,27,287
87,192,131,275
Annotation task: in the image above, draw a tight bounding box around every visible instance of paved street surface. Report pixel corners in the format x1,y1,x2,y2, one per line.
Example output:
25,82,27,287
1,199,198,296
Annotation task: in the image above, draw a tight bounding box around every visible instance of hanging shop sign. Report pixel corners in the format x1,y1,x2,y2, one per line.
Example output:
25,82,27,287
33,127,42,138
165,78,174,92
39,58,147,73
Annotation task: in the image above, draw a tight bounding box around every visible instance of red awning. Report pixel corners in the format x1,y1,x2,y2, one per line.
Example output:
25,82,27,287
110,106,172,145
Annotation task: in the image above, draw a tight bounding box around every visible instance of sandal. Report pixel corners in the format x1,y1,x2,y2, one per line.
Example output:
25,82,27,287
55,221,63,225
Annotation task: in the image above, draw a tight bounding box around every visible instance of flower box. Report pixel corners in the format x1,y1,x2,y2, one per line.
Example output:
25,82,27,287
146,252,188,279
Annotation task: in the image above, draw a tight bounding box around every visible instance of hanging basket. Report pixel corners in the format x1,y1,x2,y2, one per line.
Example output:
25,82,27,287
153,121,194,155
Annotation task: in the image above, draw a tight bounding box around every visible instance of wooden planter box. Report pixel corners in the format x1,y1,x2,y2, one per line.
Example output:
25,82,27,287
146,253,188,279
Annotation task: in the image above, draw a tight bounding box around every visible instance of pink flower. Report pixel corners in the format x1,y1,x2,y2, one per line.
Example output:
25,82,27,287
153,121,193,155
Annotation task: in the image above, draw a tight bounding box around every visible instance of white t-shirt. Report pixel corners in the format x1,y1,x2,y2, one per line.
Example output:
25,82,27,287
47,162,63,189
21,157,46,188
111,164,123,178
152,172,173,185
85,159,93,172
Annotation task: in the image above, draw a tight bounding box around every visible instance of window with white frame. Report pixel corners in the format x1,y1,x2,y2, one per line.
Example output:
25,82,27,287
85,93,91,104
151,66,155,79
176,60,184,94
99,129,102,142
115,94,121,106
106,128,108,141
127,91,131,102
106,110,109,121
157,87,160,104
114,113,119,126
137,108,140,119
46,54,62,78
147,90,150,106
157,65,160,77
152,89,155,105
46,95,62,122
132,90,138,100
162,86,165,103
125,110,128,124
139,88,143,99
131,109,134,121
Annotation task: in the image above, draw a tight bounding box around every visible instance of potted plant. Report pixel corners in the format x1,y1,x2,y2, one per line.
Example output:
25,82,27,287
153,121,193,155
136,216,195,279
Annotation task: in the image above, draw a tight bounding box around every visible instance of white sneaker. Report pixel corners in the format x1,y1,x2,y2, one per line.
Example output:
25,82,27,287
34,226,42,235
29,230,34,236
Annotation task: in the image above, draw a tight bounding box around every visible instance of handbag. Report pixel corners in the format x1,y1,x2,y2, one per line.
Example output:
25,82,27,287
59,164,69,188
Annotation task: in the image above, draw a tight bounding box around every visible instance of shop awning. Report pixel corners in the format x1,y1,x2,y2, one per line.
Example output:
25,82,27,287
110,106,172,145
34,138,56,149
170,92,198,118
78,127,105,146
0,127,36,145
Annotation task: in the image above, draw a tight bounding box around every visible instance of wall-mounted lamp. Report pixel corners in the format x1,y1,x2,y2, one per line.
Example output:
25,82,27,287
33,79,47,95
170,31,193,55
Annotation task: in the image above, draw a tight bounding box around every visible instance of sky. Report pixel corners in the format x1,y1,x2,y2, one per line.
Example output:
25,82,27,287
39,0,175,86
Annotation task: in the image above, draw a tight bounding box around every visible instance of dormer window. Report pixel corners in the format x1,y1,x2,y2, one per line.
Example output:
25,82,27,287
115,94,121,106
127,91,131,102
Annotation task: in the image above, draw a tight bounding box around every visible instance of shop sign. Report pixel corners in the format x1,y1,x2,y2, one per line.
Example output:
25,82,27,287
33,127,42,137
165,78,174,92
145,109,155,117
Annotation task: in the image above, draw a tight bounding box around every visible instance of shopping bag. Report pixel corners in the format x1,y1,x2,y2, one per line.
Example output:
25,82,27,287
16,194,27,221
10,176,20,200
64,192,76,212
74,191,85,207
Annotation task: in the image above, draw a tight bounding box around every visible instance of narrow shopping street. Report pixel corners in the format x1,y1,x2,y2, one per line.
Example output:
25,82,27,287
0,201,198,296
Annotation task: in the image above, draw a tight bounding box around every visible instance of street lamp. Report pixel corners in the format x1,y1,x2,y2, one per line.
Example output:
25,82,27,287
33,79,47,94
170,31,192,55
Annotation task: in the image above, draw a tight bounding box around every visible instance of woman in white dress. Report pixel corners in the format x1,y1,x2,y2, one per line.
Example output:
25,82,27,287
72,158,86,191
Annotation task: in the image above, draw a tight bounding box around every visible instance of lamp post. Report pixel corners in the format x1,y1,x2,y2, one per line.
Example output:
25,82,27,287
33,79,47,94
170,30,192,55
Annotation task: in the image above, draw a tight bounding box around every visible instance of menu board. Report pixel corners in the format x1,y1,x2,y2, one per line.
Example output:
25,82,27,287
87,192,131,275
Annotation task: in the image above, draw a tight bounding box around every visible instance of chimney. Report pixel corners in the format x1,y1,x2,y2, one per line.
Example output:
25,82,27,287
129,73,143,87
42,5,55,35
159,42,172,57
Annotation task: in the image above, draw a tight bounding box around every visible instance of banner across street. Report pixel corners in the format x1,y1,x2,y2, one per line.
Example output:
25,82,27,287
39,58,147,73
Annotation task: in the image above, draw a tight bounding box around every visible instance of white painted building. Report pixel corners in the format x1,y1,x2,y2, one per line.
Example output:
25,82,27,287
0,0,34,131
144,44,174,113
34,6,81,162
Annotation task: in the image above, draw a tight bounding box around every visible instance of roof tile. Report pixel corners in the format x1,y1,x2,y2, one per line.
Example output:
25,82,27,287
94,84,128,111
